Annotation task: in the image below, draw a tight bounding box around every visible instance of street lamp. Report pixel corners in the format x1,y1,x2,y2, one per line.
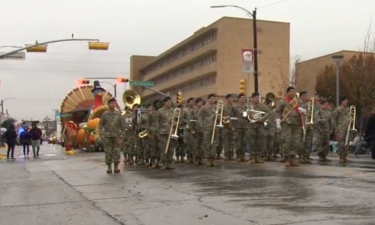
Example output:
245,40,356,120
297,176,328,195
0,98,16,114
331,54,344,107
211,5,259,96
101,81,117,97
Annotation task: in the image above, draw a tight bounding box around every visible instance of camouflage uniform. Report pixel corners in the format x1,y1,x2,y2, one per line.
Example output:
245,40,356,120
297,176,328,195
332,106,351,160
234,103,248,162
222,103,238,160
263,109,278,160
175,127,185,162
155,105,177,169
275,98,303,166
121,110,136,163
314,109,332,160
139,113,151,165
99,109,122,166
198,103,220,166
182,106,199,164
299,100,315,162
147,110,161,168
247,103,271,163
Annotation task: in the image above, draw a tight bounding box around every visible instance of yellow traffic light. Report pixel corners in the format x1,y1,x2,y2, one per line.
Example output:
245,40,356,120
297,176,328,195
88,42,109,51
239,79,247,95
176,91,182,104
25,44,47,53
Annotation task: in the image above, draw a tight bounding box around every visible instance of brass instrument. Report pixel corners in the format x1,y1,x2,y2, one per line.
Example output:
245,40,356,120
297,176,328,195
138,129,148,138
305,97,315,125
211,99,224,144
263,92,276,108
281,94,300,122
122,89,141,115
164,108,182,154
345,105,356,146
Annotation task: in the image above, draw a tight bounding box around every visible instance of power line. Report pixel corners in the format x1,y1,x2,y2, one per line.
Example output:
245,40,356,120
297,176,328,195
5,59,130,64
257,0,292,9
0,67,125,73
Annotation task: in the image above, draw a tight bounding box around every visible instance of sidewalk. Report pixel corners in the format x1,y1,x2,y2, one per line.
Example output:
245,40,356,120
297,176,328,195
0,143,68,161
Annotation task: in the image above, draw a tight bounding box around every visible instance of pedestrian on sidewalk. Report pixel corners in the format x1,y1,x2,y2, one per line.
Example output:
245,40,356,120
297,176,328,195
20,127,31,157
4,124,17,160
29,123,42,158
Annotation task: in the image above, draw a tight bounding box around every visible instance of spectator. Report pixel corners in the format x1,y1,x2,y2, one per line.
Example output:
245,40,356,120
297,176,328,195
4,124,17,159
29,123,43,158
364,108,375,159
20,127,31,157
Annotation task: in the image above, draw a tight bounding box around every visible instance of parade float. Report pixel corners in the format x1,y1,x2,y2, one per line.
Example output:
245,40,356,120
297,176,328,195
59,81,116,153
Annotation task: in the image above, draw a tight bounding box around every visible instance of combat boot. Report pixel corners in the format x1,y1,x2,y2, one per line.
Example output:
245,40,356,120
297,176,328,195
206,158,211,167
209,158,217,167
241,154,248,162
254,155,264,164
166,162,175,170
160,163,168,170
339,155,345,163
175,156,180,163
236,156,242,162
180,156,186,163
114,163,120,173
343,154,351,162
151,159,157,169
106,164,112,174
284,157,291,167
249,155,256,164
290,156,300,167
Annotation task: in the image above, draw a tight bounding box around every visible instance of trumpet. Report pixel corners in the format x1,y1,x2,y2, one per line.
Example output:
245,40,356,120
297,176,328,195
305,97,315,125
138,129,148,138
164,108,182,154
211,99,224,145
344,105,356,146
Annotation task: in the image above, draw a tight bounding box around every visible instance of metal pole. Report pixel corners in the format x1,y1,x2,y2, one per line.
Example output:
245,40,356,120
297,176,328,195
114,84,117,97
253,9,259,93
1,100,3,114
142,86,169,97
0,38,100,59
246,73,250,109
336,64,339,107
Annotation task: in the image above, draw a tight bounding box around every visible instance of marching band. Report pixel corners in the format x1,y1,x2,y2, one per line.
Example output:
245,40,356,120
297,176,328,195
99,86,358,173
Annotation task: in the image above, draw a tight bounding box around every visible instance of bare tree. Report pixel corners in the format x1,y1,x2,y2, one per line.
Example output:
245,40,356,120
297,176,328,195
290,55,301,87
269,58,292,97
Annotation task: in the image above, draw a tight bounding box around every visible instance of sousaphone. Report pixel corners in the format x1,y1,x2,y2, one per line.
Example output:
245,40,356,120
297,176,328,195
122,89,141,115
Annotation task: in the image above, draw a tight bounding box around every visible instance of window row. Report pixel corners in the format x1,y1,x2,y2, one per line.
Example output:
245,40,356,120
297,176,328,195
155,54,217,85
143,31,217,75
145,75,217,103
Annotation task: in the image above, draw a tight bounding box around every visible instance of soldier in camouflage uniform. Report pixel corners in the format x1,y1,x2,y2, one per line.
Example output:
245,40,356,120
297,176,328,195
155,97,177,170
182,98,197,164
139,104,153,166
222,94,238,161
332,97,352,163
99,97,123,174
121,105,136,164
194,98,205,165
247,92,271,164
148,100,162,168
314,99,333,161
175,104,186,163
198,94,220,167
263,99,278,161
275,86,306,167
298,91,314,163
234,93,248,162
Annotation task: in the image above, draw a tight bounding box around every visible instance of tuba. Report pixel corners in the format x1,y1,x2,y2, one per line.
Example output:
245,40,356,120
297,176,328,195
263,92,276,108
164,108,182,154
344,105,356,146
122,89,141,115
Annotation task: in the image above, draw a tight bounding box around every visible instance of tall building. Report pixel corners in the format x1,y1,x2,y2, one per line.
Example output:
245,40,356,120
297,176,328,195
130,16,290,104
295,50,364,97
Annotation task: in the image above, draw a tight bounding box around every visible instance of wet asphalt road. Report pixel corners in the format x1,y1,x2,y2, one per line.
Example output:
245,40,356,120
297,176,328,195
1,145,375,225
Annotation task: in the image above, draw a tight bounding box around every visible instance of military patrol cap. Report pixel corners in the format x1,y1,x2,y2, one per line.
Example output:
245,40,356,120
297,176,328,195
238,93,245,99
195,98,203,104
207,93,216,99
286,86,295,93
226,94,233,99
187,97,194,103
251,92,260,98
320,99,328,104
341,97,348,102
299,91,307,96
146,103,153,108
163,96,172,102
107,97,116,104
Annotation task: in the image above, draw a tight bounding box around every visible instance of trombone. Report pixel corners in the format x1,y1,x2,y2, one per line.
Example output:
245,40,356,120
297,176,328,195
305,97,315,125
344,105,356,146
211,99,224,145
164,108,182,154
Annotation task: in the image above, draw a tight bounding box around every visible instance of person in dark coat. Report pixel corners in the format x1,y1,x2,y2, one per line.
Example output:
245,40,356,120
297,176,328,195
20,126,31,157
4,124,18,159
364,108,375,159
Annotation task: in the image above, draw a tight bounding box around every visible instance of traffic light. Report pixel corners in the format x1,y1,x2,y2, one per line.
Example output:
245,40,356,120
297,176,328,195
88,42,109,51
77,79,90,84
176,91,182,104
116,77,129,83
239,79,247,95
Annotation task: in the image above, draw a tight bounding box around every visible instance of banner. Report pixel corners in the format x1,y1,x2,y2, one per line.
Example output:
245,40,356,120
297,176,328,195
241,49,254,73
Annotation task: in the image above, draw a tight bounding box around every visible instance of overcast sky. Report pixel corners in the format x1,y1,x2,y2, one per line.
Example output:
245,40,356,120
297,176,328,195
0,0,373,120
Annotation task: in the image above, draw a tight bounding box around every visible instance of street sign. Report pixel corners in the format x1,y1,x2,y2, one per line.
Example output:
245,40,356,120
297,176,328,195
0,52,26,60
129,80,154,87
241,49,254,73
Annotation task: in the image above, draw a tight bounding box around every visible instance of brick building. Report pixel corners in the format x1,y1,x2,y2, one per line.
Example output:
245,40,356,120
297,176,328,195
295,50,364,97
129,16,290,104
